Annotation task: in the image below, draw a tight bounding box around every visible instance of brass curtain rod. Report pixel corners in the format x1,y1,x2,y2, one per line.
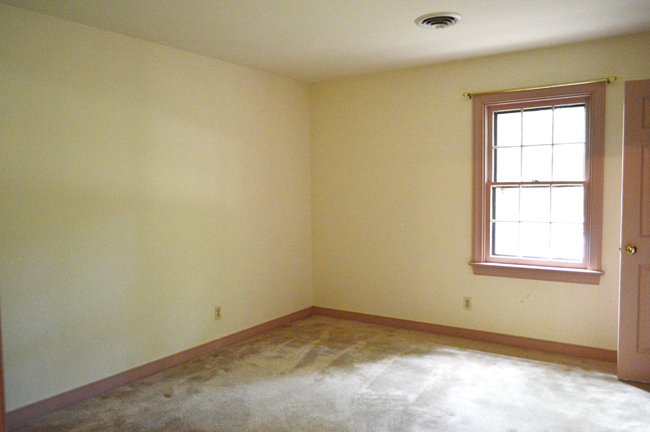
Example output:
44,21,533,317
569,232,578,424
462,76,617,99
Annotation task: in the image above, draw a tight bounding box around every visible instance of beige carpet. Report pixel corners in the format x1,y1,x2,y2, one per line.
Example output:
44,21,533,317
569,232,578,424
12,316,650,431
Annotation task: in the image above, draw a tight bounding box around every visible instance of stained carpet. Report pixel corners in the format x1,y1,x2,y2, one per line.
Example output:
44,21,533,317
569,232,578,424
12,316,650,431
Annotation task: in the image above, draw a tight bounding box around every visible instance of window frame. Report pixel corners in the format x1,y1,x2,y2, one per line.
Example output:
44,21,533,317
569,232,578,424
469,82,606,285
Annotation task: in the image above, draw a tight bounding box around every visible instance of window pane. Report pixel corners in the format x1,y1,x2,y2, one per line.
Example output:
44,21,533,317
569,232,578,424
492,186,520,221
520,223,550,259
494,147,521,182
520,186,550,222
522,145,552,182
553,144,585,181
554,105,586,144
523,108,552,145
550,223,584,261
495,111,521,147
492,222,519,257
551,185,584,223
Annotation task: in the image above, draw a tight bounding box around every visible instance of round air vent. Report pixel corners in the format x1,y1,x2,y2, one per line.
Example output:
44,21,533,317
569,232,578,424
415,12,462,29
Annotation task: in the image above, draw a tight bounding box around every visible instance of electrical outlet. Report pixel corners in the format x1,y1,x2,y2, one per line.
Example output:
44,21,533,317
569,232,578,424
463,297,472,310
215,306,222,320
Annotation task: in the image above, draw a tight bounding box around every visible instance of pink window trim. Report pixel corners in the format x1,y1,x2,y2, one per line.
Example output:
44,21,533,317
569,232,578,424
470,82,606,284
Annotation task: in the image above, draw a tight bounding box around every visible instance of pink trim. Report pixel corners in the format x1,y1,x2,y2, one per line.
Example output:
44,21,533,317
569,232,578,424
470,82,606,282
6,307,314,429
312,307,617,362
469,262,603,285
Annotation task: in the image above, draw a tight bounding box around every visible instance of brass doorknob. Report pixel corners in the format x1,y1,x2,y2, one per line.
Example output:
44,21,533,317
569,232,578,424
626,245,637,255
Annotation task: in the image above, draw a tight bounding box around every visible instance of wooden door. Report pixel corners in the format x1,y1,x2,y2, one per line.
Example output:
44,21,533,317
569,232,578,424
619,79,650,382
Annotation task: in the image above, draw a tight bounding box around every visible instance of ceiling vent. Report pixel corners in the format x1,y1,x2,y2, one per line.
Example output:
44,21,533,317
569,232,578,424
415,12,462,29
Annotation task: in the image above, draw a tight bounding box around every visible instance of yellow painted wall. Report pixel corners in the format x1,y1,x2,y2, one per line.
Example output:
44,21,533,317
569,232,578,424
311,33,650,352
0,5,312,410
3,1,650,415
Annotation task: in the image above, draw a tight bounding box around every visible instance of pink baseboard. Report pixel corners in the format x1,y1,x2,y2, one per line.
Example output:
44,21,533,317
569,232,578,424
6,307,313,429
312,307,617,363
8,306,616,428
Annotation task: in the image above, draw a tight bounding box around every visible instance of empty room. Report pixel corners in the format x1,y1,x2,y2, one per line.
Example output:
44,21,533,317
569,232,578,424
2,1,650,431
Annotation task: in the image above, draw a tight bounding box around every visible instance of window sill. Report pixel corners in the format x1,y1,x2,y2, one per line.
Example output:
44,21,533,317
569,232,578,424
469,262,604,285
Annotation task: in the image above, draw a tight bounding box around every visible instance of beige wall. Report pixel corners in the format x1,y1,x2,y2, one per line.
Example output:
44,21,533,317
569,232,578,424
311,33,650,352
0,5,312,411
3,1,650,415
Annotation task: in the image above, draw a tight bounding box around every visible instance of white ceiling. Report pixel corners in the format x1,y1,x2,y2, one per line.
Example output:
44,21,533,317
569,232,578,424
4,0,650,82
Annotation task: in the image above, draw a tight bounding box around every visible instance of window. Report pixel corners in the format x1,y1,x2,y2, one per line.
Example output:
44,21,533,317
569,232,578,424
470,82,605,284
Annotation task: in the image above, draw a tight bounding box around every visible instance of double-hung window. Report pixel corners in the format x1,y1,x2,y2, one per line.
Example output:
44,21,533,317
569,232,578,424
470,82,605,284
